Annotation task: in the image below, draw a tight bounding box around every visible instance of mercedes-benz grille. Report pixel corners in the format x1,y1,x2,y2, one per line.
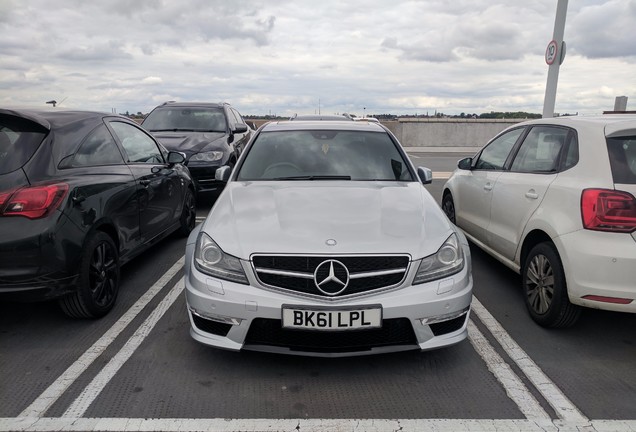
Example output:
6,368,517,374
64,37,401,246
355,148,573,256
252,255,410,299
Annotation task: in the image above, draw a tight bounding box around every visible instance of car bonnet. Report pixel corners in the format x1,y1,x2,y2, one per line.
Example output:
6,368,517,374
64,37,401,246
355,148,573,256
202,181,453,260
152,132,226,156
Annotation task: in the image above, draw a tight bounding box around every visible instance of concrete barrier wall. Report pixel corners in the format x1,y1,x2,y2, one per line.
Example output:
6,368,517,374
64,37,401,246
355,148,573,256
386,118,522,148
250,118,524,149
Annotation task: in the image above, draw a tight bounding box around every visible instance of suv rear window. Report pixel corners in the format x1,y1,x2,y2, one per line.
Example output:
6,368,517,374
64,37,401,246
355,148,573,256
606,136,636,184
0,115,48,175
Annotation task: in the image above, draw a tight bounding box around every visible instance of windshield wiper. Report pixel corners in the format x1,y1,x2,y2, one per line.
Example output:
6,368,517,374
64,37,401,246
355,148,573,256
150,128,197,132
272,175,352,181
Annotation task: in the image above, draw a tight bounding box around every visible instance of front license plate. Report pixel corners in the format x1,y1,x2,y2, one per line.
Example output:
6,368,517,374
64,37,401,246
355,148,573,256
282,306,382,331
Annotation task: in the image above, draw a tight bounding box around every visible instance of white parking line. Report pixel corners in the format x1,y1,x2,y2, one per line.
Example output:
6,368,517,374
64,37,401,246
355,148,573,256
62,279,185,417
2,417,636,431
471,297,589,423
467,319,550,420
19,257,185,418
433,171,452,179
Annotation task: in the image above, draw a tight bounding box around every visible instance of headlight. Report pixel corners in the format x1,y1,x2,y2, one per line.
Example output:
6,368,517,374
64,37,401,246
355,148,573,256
413,233,464,284
190,151,224,162
194,232,248,284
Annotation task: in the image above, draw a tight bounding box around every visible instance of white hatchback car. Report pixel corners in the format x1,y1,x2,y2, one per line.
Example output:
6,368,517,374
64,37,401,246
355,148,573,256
185,121,473,356
442,115,636,327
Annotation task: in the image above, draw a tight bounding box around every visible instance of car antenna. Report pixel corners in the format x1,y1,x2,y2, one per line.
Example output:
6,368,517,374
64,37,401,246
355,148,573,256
45,97,67,108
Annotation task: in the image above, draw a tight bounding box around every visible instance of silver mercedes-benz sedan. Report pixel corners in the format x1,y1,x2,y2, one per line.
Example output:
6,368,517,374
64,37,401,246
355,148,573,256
184,120,473,357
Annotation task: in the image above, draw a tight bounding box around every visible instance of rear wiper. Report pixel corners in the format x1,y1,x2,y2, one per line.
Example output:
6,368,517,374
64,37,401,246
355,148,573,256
273,175,352,181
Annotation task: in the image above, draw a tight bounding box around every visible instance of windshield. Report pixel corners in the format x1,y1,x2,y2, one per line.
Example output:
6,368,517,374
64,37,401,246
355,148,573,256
0,115,48,175
142,107,226,132
237,130,414,181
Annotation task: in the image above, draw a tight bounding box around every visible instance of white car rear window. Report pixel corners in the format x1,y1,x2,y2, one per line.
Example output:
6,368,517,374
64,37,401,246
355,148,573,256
606,137,636,184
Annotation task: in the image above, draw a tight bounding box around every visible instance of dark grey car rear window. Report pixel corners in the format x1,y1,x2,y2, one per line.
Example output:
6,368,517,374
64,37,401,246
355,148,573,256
607,136,636,184
0,115,48,175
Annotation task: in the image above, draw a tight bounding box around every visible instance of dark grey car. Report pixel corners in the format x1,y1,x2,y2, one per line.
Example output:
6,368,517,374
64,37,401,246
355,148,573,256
142,102,252,195
0,108,196,318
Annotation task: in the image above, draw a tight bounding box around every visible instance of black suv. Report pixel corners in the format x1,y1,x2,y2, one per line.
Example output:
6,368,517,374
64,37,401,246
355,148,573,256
142,102,252,195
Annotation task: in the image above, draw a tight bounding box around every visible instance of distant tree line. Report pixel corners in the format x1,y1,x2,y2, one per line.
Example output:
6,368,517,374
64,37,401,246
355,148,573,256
476,111,542,119
370,111,543,120
127,111,549,121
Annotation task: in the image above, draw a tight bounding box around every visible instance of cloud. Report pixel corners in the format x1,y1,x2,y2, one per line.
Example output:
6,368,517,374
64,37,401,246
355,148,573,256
569,0,636,58
0,0,634,116
142,76,163,85
57,41,133,62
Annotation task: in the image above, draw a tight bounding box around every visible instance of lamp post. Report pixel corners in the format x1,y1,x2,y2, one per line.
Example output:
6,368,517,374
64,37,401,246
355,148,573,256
542,0,568,118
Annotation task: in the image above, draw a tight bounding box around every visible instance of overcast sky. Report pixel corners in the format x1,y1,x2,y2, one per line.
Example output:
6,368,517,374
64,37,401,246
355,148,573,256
1,0,635,117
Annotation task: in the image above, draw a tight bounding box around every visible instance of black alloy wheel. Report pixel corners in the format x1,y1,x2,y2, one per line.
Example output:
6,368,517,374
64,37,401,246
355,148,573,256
442,192,456,225
522,242,581,328
59,232,120,319
178,188,196,236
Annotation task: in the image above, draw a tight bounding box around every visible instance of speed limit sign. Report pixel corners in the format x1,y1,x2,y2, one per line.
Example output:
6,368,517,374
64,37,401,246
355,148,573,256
545,40,558,65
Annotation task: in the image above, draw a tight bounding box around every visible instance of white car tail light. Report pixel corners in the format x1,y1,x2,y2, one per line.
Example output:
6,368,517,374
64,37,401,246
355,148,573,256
581,188,636,233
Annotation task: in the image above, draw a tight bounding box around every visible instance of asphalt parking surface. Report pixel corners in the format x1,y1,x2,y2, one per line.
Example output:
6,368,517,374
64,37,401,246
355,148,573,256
1,153,634,432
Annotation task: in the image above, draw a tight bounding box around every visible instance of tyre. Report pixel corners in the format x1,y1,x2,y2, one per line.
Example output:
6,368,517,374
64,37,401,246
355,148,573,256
522,242,581,328
178,188,196,236
59,231,120,319
442,192,456,225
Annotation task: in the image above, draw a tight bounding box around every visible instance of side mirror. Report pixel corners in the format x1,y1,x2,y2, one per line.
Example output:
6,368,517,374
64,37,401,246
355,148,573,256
458,157,472,170
167,151,186,165
231,123,248,134
215,165,232,182
417,167,433,185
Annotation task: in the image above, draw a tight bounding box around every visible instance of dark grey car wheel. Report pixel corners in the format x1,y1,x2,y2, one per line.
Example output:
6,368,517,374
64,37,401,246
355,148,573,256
59,231,120,319
442,192,456,225
178,188,196,236
522,242,581,328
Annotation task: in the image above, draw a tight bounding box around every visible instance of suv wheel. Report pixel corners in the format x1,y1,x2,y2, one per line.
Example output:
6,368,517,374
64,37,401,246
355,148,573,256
59,232,120,319
522,242,581,328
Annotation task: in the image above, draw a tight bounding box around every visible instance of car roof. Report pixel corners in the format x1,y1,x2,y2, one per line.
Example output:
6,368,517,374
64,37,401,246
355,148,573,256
522,114,636,127
0,108,120,130
260,120,386,133
290,114,353,121
517,114,636,138
155,102,227,109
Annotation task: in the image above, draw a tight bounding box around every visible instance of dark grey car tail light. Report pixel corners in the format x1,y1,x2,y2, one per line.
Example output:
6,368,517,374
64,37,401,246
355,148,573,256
0,183,68,219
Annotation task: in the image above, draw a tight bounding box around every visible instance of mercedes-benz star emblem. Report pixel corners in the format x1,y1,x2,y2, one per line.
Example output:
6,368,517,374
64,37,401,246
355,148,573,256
314,259,349,296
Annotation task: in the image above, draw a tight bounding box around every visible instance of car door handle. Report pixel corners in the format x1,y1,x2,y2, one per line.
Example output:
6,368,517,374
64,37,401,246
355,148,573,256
525,190,539,199
140,179,151,187
484,182,493,191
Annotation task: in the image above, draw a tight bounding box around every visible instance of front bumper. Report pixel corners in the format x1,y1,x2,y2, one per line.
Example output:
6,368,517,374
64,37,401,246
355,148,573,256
184,242,473,357
186,163,226,193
